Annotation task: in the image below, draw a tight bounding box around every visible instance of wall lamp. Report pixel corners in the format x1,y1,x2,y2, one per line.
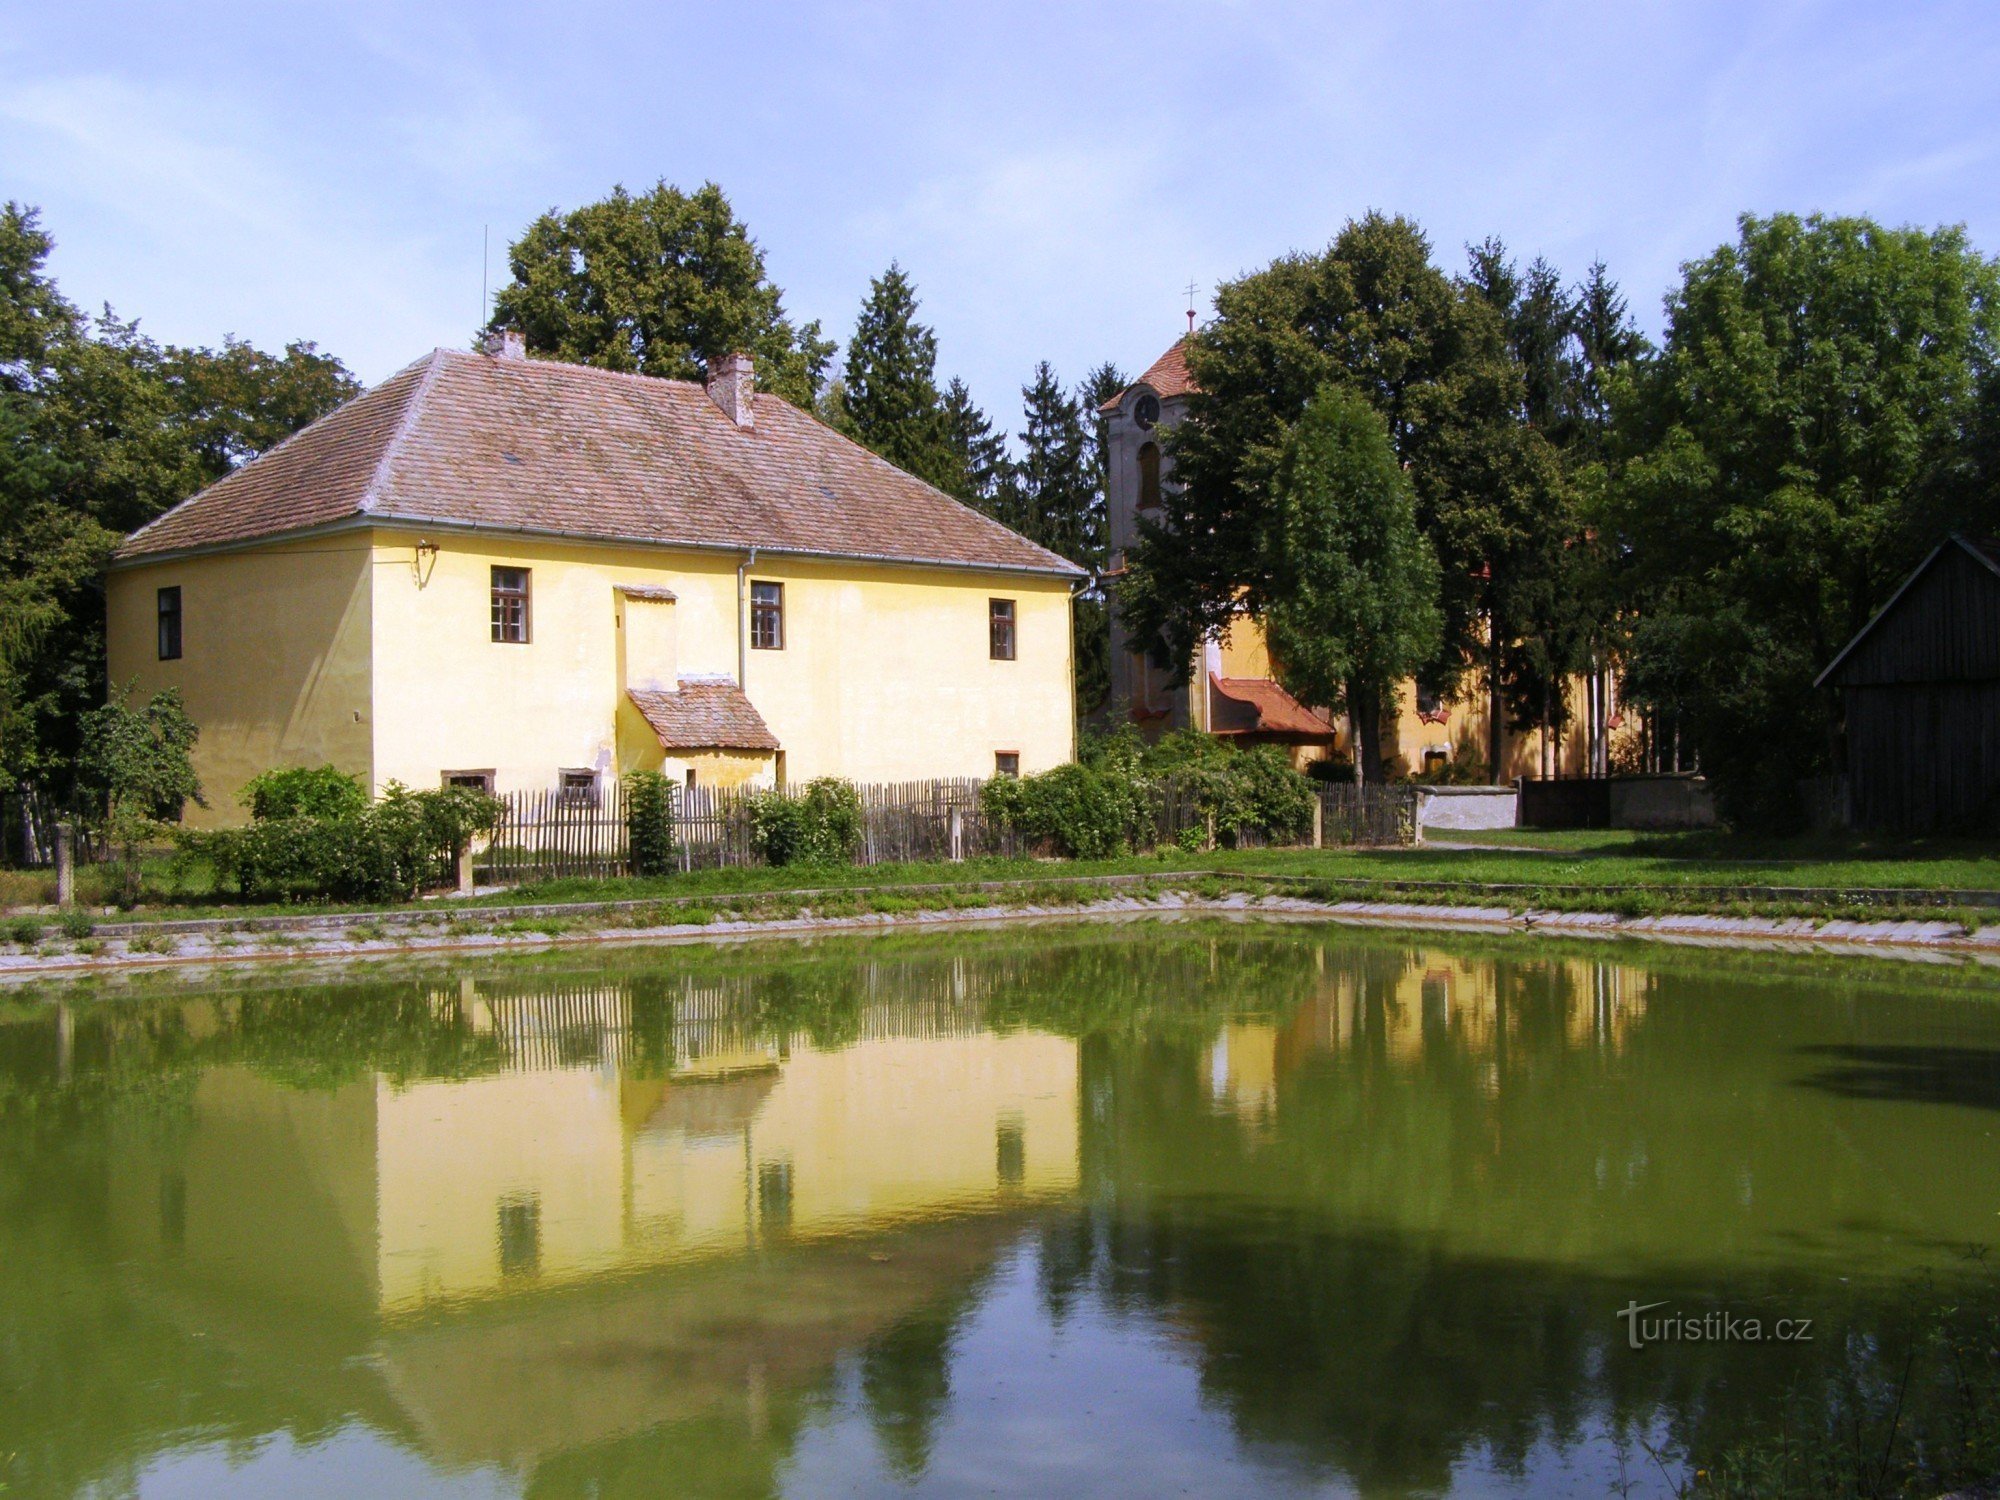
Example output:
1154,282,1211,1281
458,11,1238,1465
413,537,439,588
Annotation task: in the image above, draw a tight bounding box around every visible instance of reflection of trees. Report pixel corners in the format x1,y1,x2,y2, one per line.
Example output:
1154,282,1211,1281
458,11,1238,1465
1043,961,2000,1496
860,1276,986,1478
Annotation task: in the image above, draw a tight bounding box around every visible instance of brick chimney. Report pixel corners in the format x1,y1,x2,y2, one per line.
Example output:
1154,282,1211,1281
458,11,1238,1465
706,351,755,428
481,328,526,361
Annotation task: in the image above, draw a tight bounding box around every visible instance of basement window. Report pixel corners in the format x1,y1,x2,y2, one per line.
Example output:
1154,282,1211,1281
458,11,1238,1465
443,770,495,794
995,751,1020,778
491,567,531,644
558,768,598,806
751,580,784,650
989,598,1016,661
156,586,182,661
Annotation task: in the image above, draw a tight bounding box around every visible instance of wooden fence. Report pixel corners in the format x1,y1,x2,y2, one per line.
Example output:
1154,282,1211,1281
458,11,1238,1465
471,774,1418,886
1319,784,1420,847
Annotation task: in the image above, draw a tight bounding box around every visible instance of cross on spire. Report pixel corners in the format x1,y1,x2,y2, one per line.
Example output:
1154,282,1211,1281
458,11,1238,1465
1184,280,1199,333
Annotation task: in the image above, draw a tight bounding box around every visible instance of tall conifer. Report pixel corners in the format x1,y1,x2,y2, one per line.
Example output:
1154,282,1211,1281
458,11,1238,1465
841,263,956,492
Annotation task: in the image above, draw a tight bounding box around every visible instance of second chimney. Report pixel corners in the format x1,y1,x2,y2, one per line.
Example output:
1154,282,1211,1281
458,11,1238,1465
707,352,755,428
481,328,526,361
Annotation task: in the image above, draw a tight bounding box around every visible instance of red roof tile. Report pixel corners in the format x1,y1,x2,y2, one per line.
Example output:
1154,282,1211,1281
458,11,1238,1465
1101,338,1200,412
1210,675,1338,740
118,349,1080,577
628,681,780,752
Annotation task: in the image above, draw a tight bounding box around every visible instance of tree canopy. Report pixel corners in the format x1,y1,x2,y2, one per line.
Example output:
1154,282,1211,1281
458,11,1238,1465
1121,213,1574,767
1263,386,1442,783
1607,212,2000,824
488,180,834,408
0,203,356,794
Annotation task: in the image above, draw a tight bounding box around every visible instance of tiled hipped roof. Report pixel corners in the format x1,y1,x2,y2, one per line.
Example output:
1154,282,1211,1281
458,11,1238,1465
628,682,780,752
117,349,1080,576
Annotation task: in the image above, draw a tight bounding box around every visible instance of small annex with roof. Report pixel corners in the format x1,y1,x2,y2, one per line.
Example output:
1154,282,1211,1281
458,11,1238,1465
1816,534,2000,831
108,336,1082,823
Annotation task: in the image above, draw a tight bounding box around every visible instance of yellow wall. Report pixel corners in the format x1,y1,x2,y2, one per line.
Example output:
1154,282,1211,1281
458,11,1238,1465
105,542,375,828
368,527,1073,801
109,526,1075,823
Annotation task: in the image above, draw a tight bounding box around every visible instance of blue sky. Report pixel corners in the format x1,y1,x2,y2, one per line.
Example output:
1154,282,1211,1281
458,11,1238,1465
4,1,1997,428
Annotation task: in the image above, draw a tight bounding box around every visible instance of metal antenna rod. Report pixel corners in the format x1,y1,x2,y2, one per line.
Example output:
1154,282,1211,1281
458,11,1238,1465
482,225,490,328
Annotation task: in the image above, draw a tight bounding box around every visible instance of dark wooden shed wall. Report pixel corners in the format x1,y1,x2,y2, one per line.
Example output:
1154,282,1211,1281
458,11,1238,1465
1824,540,2000,832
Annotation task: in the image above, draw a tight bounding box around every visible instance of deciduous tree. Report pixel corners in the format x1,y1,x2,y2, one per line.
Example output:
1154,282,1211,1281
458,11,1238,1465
1609,212,2000,824
489,180,833,407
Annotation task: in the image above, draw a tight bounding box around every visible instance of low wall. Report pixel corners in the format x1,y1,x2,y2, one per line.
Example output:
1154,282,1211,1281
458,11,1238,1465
1609,775,1716,830
1415,786,1518,833
1516,775,1717,830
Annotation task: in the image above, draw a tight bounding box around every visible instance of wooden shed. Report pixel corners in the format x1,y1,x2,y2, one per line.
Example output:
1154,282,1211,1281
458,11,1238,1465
1816,535,2000,832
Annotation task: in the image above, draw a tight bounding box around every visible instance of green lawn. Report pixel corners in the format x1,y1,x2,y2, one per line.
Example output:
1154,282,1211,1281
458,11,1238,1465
5,828,1998,928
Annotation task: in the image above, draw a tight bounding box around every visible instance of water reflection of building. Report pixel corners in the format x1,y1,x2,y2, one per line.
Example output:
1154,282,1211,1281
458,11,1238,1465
1205,949,1651,1109
108,978,1079,1318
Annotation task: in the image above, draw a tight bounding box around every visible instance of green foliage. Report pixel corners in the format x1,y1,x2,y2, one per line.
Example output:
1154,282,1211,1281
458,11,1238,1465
624,770,678,876
985,734,1316,855
941,377,1010,509
1120,215,1636,769
1263,386,1443,782
240,765,366,821
488,180,834,408
6,917,42,945
189,782,501,903
841,264,958,491
748,778,865,867
56,908,93,939
0,203,355,794
1125,213,1524,695
1607,213,2000,826
981,761,1145,859
76,685,204,903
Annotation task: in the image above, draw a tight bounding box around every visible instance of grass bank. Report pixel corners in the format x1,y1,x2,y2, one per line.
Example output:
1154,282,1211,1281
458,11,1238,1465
3,828,1997,935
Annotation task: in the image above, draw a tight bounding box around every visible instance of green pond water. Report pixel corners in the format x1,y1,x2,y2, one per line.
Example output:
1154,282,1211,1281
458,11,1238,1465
3,922,2000,1498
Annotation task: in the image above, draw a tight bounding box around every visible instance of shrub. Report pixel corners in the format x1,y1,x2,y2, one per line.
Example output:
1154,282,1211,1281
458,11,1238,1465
749,778,864,866
58,909,94,939
8,916,44,945
986,737,1316,856
624,771,678,876
241,765,369,821
188,781,502,903
1228,744,1317,840
982,762,1147,858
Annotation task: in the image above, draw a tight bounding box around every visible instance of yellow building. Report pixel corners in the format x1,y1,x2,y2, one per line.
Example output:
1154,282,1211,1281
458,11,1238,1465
107,336,1082,826
1101,339,1638,780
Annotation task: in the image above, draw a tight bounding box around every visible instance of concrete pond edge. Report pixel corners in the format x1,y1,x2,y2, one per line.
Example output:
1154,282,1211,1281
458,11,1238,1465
4,885,2000,985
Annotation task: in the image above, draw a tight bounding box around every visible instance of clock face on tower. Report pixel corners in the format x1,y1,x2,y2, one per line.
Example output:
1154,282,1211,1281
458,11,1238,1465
1134,393,1161,431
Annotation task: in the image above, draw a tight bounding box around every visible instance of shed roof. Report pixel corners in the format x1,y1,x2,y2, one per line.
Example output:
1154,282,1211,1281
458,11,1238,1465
1209,675,1339,741
117,348,1081,578
628,681,780,752
1815,535,2000,688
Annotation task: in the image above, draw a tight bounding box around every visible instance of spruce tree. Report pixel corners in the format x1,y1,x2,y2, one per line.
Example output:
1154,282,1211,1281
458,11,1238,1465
941,377,1010,510
1010,361,1095,564
841,263,956,491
